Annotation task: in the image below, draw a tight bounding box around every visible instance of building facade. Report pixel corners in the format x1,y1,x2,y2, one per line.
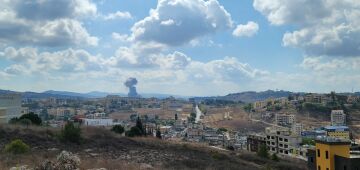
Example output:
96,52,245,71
331,110,346,126
0,93,22,123
275,113,295,126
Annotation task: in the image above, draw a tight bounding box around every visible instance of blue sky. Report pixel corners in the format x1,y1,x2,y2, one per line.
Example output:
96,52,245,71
0,0,359,96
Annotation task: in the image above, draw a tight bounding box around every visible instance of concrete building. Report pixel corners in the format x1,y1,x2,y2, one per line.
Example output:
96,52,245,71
265,127,302,156
0,93,22,123
247,134,267,152
331,110,346,126
323,126,350,140
307,138,353,170
82,118,114,126
275,113,295,127
292,123,303,136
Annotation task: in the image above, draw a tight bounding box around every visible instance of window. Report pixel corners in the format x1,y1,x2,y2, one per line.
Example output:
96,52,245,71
325,151,329,159
344,166,347,170
310,157,313,163
284,139,288,142
326,168,329,170
318,165,321,170
317,149,321,157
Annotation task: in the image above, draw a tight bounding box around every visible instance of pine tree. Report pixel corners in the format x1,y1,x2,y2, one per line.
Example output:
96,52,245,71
156,128,162,139
136,116,145,135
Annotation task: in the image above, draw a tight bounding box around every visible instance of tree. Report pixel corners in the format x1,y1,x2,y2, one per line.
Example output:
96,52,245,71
4,139,30,154
136,116,145,135
9,117,19,124
175,113,178,120
156,128,162,139
111,125,125,134
19,112,42,125
19,118,32,128
60,122,82,144
125,127,143,137
271,153,279,162
217,127,228,134
257,144,269,158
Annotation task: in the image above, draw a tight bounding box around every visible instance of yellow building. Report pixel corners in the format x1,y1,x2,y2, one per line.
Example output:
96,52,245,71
324,126,350,140
315,139,350,170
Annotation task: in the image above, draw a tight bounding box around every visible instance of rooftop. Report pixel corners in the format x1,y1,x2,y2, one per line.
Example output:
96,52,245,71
324,126,349,130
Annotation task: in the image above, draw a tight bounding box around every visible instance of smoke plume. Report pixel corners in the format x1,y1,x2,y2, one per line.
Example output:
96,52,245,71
124,77,139,97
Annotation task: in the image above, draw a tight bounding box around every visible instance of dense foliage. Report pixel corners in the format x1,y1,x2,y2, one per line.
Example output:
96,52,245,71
60,122,82,144
4,139,30,154
111,125,125,134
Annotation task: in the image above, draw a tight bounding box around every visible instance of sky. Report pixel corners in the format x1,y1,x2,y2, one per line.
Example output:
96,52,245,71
0,0,360,96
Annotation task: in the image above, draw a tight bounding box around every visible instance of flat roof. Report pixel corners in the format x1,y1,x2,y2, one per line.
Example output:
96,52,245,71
324,126,349,130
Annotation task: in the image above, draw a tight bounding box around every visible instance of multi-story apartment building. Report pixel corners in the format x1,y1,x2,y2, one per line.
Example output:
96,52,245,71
247,134,267,152
323,126,350,140
292,123,303,136
265,127,302,156
331,110,346,126
275,113,295,127
0,93,22,123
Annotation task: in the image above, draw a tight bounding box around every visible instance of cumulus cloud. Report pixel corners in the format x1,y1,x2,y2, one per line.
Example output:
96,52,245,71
1,47,104,74
103,11,132,20
254,0,360,57
233,21,259,37
12,0,97,20
112,32,130,42
0,0,98,47
130,0,233,46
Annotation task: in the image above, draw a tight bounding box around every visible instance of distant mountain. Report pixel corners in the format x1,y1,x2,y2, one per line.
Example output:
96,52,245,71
192,90,301,103
0,89,190,99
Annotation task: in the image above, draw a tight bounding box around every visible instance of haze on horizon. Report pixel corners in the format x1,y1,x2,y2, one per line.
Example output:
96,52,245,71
0,0,359,96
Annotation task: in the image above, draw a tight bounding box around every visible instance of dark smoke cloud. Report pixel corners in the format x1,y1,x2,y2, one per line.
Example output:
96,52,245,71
124,77,138,88
124,77,139,97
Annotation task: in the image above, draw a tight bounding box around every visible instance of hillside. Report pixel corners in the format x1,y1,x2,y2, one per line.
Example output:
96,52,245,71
0,125,307,170
192,90,298,103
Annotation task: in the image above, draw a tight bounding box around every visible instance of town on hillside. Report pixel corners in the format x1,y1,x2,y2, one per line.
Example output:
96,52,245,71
1,87,360,169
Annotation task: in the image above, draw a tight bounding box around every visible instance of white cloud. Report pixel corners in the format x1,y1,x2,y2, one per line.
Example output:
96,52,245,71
1,47,104,74
112,32,130,42
0,0,98,47
233,21,259,37
130,0,233,46
103,11,132,20
254,0,360,57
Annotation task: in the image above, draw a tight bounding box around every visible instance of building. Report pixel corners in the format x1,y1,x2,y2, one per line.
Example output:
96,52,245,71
292,123,303,136
275,113,295,127
331,110,346,126
265,127,302,156
247,134,266,152
0,93,22,123
307,138,356,170
82,118,114,126
324,126,350,140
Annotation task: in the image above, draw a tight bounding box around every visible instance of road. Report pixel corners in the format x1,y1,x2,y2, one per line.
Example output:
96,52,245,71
195,105,202,123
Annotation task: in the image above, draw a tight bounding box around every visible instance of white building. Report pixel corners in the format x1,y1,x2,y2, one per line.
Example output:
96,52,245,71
0,94,22,123
331,110,346,126
275,113,295,126
82,118,114,126
291,123,303,136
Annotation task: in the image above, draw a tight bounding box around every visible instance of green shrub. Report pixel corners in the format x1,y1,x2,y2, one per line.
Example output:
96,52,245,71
60,122,82,144
271,153,279,162
4,139,30,154
19,112,42,125
257,144,269,158
111,125,125,134
125,126,143,137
